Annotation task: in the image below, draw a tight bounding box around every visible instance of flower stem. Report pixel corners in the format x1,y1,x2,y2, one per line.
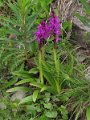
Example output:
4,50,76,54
22,15,28,60
39,49,44,84
53,44,60,93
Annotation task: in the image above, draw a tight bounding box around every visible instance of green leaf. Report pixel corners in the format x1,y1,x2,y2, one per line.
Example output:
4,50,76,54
3,79,17,89
59,105,68,120
44,103,52,109
30,82,43,88
0,16,18,26
26,105,36,112
86,106,90,120
8,0,21,20
45,110,58,118
27,14,38,31
13,71,31,78
39,114,49,120
29,67,39,74
0,1,3,7
6,87,30,92
80,0,90,15
33,90,39,102
2,51,19,63
62,20,72,30
40,86,48,92
19,96,33,105
75,13,90,27
15,78,35,85
43,68,55,86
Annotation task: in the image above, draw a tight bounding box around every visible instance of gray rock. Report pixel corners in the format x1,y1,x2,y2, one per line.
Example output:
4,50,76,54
11,91,26,101
0,102,6,110
76,50,86,63
85,66,90,80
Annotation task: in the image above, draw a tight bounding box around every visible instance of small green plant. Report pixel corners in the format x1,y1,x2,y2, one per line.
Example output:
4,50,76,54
0,0,53,91
0,0,52,72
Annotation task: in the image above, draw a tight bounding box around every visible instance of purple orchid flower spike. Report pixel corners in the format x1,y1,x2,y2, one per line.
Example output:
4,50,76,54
35,12,61,49
35,20,50,44
49,11,61,43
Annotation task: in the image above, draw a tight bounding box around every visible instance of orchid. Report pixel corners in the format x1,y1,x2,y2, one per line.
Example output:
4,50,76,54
35,20,50,43
35,12,61,44
49,12,61,43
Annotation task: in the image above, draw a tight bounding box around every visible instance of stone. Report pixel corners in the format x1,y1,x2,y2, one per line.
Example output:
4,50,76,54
0,102,6,110
11,91,26,101
85,66,90,80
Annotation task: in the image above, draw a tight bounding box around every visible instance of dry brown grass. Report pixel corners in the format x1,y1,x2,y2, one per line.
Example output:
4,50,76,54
51,0,78,21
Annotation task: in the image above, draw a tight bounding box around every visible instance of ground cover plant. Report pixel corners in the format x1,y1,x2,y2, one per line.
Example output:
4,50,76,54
0,0,90,120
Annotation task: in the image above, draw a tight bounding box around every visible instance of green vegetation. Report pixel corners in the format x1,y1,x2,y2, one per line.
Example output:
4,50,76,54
0,0,90,120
